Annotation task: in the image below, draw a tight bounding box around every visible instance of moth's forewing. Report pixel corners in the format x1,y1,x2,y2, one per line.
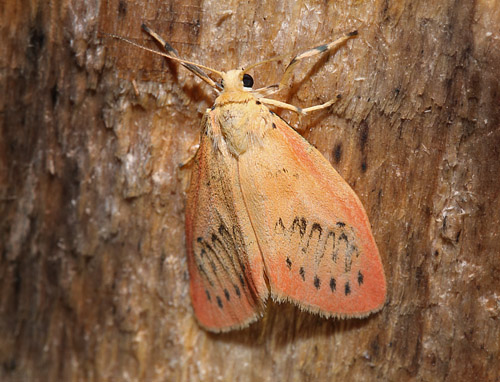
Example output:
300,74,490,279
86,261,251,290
237,115,386,317
185,114,267,332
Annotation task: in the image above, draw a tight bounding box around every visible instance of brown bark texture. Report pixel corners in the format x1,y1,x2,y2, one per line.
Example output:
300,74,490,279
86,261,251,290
1,0,499,381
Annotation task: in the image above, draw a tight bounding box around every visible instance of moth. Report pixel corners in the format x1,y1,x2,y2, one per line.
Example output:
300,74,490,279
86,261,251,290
116,25,386,332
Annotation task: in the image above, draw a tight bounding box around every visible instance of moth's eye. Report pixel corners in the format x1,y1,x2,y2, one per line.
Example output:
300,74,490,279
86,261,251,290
242,74,254,88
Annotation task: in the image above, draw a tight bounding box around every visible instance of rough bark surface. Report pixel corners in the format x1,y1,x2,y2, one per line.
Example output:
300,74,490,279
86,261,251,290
1,0,499,381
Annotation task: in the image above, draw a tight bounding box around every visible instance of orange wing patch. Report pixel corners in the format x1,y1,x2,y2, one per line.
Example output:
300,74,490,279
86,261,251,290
185,122,267,332
238,115,386,317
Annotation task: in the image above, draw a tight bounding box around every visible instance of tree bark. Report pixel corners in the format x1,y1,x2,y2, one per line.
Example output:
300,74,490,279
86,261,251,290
1,0,499,381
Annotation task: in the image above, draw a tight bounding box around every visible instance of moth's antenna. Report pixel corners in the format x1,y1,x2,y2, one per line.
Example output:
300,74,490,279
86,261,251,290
107,26,224,91
243,54,286,74
141,24,223,92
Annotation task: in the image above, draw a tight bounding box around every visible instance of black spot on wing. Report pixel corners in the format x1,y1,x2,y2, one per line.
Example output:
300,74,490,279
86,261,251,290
275,217,285,233
345,282,351,296
197,264,213,286
303,222,323,254
209,259,217,272
234,284,241,297
299,267,305,281
205,290,211,301
358,270,364,285
336,222,346,228
330,277,336,292
286,257,292,269
314,276,321,289
272,122,277,129
311,223,323,238
291,217,307,238
217,223,240,267
216,296,223,308
224,289,230,301
348,30,358,37
326,231,337,262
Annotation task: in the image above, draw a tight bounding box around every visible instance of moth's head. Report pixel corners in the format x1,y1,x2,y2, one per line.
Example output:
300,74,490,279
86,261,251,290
220,70,254,93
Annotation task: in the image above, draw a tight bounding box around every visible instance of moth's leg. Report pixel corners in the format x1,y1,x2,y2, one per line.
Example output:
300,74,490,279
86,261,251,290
259,98,304,114
302,94,342,114
131,79,140,97
254,31,358,98
260,94,342,116
179,143,200,169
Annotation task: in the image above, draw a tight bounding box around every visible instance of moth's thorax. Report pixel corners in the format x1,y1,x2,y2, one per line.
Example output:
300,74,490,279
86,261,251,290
209,74,272,157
